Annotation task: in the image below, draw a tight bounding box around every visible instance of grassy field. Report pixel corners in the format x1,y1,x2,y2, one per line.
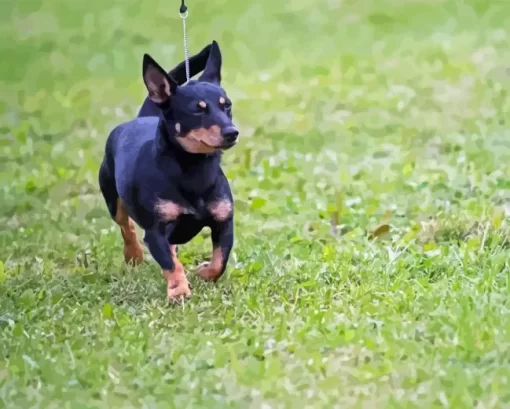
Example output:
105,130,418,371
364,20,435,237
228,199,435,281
1,0,510,407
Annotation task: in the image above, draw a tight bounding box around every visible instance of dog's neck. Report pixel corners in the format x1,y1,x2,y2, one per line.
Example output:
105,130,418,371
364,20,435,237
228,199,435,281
154,119,222,198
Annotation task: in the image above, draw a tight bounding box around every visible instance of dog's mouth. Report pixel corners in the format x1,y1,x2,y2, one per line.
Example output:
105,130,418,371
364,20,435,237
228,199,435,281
201,139,238,150
219,140,238,150
175,127,238,153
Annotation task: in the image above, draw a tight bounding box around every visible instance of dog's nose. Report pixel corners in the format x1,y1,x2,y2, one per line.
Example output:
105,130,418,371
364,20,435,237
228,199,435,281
221,126,239,142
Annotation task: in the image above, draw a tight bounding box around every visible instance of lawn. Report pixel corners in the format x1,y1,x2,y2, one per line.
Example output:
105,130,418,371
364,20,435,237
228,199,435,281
1,0,510,407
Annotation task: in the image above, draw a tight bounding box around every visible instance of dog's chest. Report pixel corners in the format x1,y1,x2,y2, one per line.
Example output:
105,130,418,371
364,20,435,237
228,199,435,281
175,156,218,194
179,168,215,194
154,194,215,225
149,154,226,225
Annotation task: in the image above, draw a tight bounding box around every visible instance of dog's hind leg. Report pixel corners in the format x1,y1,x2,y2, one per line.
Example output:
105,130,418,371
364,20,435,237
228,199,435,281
99,161,144,265
114,198,144,265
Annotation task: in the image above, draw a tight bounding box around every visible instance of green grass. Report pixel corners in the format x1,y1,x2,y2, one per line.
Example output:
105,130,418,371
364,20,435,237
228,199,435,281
1,0,510,407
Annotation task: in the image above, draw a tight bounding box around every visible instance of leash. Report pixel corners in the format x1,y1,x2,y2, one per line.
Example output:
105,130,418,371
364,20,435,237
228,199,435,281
180,0,190,83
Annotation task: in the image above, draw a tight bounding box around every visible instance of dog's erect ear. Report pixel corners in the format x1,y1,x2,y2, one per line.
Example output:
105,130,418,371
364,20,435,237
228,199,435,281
143,54,178,104
169,43,212,85
198,41,222,85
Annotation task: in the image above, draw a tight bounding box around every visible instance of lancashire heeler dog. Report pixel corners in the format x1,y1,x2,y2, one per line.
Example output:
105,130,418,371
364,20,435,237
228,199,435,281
98,41,238,303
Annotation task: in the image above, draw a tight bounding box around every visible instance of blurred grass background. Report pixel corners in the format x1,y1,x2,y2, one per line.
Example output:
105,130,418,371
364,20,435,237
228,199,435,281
2,0,510,222
1,0,510,408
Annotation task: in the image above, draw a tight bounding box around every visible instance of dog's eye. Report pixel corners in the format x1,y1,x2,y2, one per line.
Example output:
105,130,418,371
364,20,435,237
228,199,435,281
195,101,208,115
220,98,232,111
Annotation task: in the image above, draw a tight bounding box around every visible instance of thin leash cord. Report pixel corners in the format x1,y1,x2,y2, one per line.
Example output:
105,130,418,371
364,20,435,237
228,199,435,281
180,0,190,82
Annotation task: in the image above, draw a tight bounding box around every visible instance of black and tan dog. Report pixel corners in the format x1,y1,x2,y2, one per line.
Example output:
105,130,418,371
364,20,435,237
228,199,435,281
98,41,238,302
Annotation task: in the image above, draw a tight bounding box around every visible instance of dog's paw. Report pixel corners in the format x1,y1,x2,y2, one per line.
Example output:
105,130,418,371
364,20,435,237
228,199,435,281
124,243,144,266
165,269,192,303
166,281,192,303
196,262,222,282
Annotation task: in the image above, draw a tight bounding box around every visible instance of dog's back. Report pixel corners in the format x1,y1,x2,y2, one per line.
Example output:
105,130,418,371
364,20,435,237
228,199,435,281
99,117,162,223
105,117,160,183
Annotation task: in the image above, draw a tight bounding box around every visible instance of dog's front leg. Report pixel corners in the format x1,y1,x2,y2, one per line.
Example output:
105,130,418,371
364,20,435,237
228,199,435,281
197,218,234,282
144,225,191,302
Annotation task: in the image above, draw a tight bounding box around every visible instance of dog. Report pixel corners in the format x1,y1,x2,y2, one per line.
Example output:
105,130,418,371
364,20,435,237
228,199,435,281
98,41,238,303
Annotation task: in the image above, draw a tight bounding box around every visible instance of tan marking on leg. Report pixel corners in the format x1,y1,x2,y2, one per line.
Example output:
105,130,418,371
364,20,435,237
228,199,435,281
207,199,233,222
197,247,224,282
164,245,191,302
115,198,144,265
155,199,187,222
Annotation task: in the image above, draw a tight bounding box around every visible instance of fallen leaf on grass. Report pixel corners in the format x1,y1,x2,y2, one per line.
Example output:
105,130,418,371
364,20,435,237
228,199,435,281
368,224,391,240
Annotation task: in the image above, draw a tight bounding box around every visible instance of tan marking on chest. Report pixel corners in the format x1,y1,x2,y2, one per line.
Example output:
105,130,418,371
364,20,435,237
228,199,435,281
207,199,233,222
155,199,188,222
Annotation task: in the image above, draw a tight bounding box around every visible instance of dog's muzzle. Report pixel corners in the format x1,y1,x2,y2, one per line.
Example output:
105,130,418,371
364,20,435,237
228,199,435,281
220,126,239,149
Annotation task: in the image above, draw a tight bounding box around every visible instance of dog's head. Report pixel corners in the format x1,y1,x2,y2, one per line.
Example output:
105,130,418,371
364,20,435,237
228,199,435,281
142,41,238,154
